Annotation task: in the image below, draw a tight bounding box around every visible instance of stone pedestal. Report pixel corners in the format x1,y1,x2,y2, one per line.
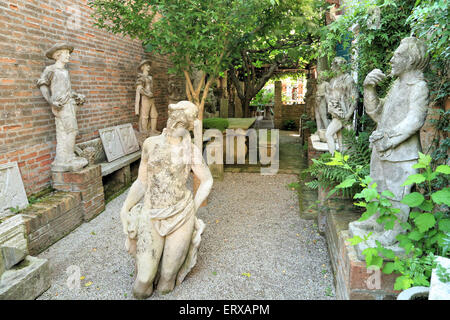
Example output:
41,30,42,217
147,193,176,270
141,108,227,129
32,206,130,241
324,207,400,300
51,165,105,222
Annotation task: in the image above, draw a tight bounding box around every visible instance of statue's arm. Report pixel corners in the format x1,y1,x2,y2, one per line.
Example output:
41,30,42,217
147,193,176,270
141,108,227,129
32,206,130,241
191,143,213,212
135,85,142,115
120,140,149,234
363,69,386,123
388,82,429,149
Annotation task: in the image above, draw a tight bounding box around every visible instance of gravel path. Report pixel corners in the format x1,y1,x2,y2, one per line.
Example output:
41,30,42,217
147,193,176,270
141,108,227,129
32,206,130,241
38,173,335,300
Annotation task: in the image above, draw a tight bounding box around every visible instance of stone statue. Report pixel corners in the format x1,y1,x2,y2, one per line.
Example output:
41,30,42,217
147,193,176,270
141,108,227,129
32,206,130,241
325,57,358,155
349,37,430,259
37,43,88,172
168,73,186,105
315,76,330,131
135,60,160,135
120,101,213,299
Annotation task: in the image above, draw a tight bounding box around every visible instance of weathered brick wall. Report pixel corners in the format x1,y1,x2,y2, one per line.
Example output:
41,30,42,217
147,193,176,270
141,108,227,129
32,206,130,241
0,0,172,196
281,104,305,128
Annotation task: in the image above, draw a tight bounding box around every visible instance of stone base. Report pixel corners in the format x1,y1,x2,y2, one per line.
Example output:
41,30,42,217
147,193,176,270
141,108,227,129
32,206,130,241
52,165,105,222
51,157,88,172
0,256,51,300
324,207,400,300
348,226,406,261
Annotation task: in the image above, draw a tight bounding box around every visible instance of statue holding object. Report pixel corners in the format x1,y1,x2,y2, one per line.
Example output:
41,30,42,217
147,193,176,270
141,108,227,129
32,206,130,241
37,43,88,172
349,37,430,259
135,60,160,135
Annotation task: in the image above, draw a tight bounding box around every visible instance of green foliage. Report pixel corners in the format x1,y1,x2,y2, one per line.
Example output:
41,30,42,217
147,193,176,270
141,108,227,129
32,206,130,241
250,89,274,107
203,118,229,132
319,0,415,98
282,120,298,131
338,152,450,291
304,129,371,198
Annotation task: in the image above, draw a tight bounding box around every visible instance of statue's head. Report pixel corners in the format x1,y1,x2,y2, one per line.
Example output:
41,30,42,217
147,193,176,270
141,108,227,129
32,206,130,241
331,57,347,74
167,101,199,134
45,43,74,63
390,37,428,77
138,60,152,74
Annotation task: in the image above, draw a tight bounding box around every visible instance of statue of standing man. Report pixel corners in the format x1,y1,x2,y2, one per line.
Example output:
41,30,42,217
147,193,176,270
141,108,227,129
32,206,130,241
135,60,160,135
349,37,429,259
37,43,88,172
325,57,358,155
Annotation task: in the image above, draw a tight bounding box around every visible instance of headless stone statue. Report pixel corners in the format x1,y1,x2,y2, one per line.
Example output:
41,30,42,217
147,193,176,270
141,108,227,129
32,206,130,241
37,43,88,172
349,37,430,260
325,57,358,155
120,101,213,299
135,60,160,135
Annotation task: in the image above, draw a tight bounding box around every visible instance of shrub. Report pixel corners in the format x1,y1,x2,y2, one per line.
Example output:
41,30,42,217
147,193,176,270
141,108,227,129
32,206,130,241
203,118,229,132
282,119,297,131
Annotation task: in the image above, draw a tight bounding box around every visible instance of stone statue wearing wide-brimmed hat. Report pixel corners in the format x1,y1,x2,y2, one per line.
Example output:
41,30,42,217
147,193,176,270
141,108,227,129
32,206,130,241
135,59,160,135
37,43,88,172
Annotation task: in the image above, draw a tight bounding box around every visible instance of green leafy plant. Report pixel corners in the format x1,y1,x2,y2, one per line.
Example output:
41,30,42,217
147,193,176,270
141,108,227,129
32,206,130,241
203,118,230,132
282,120,298,131
304,129,371,198
329,152,450,291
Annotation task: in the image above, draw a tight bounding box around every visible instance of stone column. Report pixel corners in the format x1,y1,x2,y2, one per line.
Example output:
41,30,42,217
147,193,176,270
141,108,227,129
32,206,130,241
274,80,283,129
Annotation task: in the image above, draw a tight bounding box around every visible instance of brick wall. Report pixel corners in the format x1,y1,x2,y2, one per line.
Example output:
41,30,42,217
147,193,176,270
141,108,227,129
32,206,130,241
0,0,174,196
281,104,305,128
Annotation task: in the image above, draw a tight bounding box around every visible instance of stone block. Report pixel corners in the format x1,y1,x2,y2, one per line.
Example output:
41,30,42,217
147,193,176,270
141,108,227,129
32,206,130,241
0,215,28,254
0,247,26,273
0,256,51,300
0,162,29,215
99,126,126,162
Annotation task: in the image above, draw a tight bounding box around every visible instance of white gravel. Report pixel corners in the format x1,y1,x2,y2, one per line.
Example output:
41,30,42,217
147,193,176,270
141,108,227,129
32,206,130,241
37,173,335,300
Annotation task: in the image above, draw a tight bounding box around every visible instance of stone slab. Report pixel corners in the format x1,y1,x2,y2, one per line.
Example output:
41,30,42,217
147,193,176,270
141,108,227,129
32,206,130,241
0,162,29,215
0,215,28,254
1,247,26,274
100,151,141,177
0,256,51,300
429,256,450,300
117,123,140,155
99,126,126,162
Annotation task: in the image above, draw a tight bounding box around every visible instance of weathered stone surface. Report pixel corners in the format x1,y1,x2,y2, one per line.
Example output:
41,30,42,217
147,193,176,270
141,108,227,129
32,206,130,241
324,57,358,155
37,43,88,173
0,215,28,254
0,256,51,300
429,256,450,300
75,138,107,165
100,126,126,162
101,151,141,177
0,162,29,215
349,37,430,258
315,80,330,131
136,60,160,134
1,247,26,273
120,101,213,299
397,286,429,300
117,123,140,155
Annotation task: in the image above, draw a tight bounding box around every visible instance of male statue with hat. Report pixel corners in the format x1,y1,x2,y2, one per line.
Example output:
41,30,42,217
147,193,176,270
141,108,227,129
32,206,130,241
135,60,160,135
37,43,88,172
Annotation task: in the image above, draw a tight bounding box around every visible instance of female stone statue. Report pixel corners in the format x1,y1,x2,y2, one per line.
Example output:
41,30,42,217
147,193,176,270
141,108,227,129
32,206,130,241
135,60,160,134
120,101,213,298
